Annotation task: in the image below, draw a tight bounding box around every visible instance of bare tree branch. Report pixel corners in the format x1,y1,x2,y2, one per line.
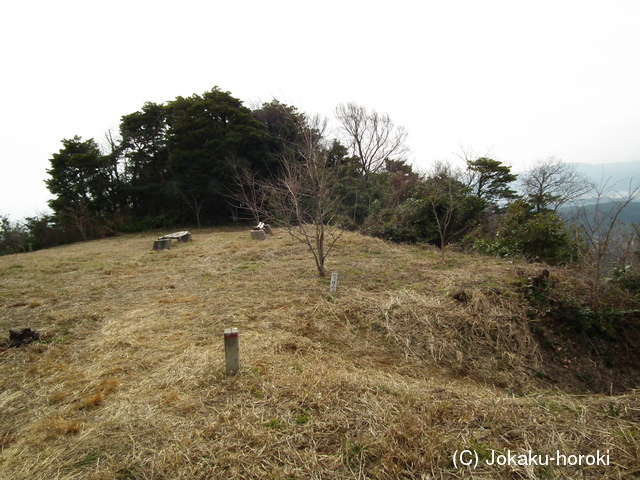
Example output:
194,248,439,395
229,114,347,277
520,156,594,212
423,161,469,260
572,177,640,311
335,102,409,179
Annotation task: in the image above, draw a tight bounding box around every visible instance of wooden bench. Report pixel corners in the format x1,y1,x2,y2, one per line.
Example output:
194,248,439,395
158,231,192,242
152,231,192,250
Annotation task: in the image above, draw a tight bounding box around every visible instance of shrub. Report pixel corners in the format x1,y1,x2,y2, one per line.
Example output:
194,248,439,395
468,201,577,264
365,198,434,244
613,265,640,298
0,215,29,254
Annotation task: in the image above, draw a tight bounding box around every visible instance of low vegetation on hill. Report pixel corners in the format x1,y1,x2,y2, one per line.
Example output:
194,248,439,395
0,228,638,479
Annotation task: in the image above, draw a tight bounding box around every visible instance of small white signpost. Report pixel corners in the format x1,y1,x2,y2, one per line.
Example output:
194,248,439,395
330,272,339,293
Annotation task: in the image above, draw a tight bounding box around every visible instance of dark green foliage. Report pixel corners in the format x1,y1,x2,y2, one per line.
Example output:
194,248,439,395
119,102,170,219
115,214,177,233
540,291,620,341
366,198,429,243
366,194,484,246
0,216,29,255
383,159,423,207
365,163,485,246
46,137,116,214
420,170,486,249
45,136,119,239
330,162,368,225
165,88,271,227
469,200,576,264
335,169,386,227
251,100,307,165
520,271,636,371
45,87,277,234
0,214,78,254
22,214,71,249
466,157,518,205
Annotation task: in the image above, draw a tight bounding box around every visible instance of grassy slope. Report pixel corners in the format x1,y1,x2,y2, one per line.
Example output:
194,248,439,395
0,228,638,479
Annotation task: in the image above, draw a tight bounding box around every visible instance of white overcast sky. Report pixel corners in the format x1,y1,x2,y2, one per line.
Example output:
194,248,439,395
1,0,639,220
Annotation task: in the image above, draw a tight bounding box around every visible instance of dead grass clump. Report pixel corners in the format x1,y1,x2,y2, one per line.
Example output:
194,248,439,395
157,294,200,304
33,415,83,441
80,378,118,409
322,284,542,391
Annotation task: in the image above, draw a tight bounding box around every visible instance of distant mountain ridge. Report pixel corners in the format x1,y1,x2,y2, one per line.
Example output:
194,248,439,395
560,160,640,224
569,160,640,191
559,201,640,226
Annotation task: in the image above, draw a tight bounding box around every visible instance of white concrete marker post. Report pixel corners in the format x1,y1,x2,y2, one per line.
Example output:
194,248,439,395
224,328,240,375
330,272,339,293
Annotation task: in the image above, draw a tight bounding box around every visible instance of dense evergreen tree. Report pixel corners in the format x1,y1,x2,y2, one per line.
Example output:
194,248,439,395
119,102,170,220
466,157,518,205
165,88,270,226
45,136,117,239
251,100,307,168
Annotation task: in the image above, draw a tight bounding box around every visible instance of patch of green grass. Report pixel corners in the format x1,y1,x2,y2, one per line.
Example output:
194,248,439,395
250,388,264,398
75,450,104,468
603,404,620,418
342,440,378,469
468,437,494,462
0,264,24,276
535,398,578,415
264,418,284,430
294,412,310,425
116,465,144,480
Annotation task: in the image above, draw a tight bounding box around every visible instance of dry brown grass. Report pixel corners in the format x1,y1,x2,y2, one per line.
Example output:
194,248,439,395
0,227,638,479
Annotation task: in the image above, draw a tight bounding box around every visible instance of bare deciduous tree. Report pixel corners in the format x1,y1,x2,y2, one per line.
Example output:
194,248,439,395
228,160,267,225
183,193,205,230
230,115,346,277
573,178,640,311
335,102,409,180
520,156,594,212
423,161,468,260
63,200,92,241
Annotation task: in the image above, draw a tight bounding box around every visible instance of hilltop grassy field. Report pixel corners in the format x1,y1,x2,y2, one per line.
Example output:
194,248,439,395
0,228,638,479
